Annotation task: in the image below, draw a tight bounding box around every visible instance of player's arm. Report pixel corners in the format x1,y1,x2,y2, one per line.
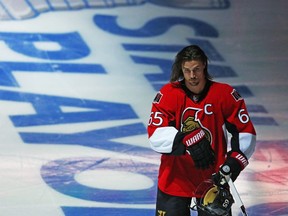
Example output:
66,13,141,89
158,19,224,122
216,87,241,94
224,92,256,159
147,86,187,155
148,108,215,169
220,87,256,181
148,104,186,155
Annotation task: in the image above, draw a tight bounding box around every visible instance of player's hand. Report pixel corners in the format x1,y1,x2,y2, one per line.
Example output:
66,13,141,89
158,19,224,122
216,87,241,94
212,172,229,188
219,151,249,181
183,128,215,169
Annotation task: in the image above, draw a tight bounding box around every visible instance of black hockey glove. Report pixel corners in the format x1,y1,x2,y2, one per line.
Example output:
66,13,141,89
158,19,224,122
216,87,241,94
219,151,249,182
183,128,215,169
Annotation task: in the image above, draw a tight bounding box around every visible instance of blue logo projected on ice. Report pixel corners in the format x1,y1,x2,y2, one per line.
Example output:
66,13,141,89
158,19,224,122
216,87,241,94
0,1,284,215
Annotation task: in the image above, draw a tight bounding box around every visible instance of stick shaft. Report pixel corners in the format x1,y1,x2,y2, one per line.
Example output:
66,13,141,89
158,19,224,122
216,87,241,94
228,179,248,216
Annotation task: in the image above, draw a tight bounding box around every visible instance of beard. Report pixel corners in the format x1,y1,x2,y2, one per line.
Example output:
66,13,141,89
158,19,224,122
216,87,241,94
188,78,199,86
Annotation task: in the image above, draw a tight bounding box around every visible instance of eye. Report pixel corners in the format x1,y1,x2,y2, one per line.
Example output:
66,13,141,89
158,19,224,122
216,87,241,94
183,68,190,73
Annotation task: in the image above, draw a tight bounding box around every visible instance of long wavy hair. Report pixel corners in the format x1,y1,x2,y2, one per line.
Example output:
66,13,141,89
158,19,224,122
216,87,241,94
170,45,213,82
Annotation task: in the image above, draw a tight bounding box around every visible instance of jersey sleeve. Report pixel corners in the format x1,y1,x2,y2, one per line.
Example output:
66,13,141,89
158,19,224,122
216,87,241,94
221,85,256,159
147,84,185,154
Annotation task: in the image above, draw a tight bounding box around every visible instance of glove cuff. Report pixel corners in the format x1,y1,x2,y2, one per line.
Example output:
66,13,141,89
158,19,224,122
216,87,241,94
229,151,249,170
183,128,205,147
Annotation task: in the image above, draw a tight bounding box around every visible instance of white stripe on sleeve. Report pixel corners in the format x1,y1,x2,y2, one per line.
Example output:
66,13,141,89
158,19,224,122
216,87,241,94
149,126,178,153
239,133,256,159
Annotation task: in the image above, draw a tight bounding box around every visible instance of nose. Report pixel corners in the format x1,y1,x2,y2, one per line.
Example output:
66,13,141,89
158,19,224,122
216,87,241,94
190,71,196,78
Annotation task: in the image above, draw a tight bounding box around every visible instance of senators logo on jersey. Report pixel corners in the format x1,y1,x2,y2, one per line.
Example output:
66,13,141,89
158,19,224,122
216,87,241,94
181,108,211,142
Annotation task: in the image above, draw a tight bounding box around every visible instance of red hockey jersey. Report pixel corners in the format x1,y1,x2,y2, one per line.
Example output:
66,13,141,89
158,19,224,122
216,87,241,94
147,80,256,197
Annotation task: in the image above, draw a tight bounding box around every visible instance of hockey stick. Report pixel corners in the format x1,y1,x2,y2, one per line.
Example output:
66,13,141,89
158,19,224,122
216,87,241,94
226,178,248,216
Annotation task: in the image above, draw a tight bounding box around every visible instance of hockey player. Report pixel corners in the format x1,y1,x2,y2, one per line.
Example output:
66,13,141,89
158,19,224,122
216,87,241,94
147,45,256,216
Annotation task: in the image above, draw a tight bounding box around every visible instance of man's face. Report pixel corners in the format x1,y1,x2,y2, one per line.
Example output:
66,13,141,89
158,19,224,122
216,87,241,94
182,60,206,92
